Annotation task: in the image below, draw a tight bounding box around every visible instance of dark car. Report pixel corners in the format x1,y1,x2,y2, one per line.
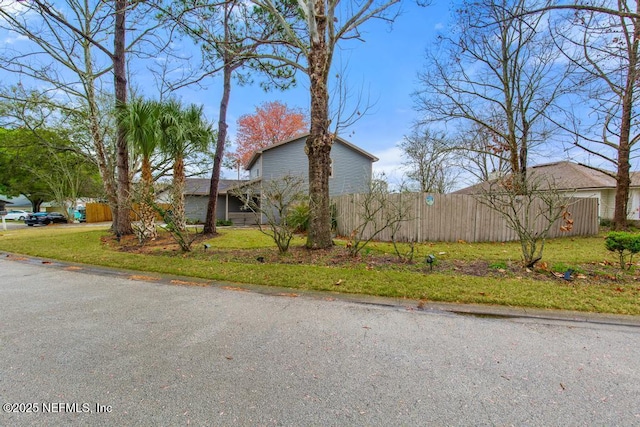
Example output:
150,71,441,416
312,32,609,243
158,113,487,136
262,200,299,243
24,212,68,226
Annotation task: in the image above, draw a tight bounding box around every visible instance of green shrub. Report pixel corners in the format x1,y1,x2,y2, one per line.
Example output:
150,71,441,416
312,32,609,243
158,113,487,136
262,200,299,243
604,232,640,270
599,218,613,227
550,262,583,275
216,219,233,227
286,202,310,232
489,261,507,270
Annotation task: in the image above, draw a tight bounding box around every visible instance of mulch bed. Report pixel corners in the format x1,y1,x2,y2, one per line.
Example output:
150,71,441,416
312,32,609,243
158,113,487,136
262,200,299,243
99,232,640,286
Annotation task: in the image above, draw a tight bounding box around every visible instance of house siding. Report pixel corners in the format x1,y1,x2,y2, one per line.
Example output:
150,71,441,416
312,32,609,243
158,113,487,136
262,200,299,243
601,189,616,220
250,137,373,196
628,189,640,220
185,195,226,223
330,142,373,196
559,188,640,221
260,138,308,181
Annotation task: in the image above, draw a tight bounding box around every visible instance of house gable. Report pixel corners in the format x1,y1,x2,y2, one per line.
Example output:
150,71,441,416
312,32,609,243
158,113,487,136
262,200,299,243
245,134,378,196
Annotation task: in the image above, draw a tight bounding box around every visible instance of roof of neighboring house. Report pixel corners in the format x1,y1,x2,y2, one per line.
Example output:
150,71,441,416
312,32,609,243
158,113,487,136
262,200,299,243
183,179,249,196
454,161,640,195
0,194,29,206
245,133,379,170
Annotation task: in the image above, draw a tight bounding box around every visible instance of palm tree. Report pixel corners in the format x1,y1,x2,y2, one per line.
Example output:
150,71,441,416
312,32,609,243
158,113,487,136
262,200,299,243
158,100,214,232
119,98,161,241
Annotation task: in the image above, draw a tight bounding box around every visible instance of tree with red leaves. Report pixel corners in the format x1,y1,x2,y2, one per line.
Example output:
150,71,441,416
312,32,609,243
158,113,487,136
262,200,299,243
234,101,308,167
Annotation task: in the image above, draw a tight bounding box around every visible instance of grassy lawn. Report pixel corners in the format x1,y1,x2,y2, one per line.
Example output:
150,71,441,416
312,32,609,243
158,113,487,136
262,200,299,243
1,225,639,315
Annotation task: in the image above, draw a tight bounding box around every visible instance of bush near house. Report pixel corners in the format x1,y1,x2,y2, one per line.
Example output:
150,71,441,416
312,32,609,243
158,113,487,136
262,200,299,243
605,232,640,270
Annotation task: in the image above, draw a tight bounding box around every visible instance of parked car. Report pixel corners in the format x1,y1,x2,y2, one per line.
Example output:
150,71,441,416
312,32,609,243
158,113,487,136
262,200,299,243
24,212,68,226
2,210,32,220
74,208,86,223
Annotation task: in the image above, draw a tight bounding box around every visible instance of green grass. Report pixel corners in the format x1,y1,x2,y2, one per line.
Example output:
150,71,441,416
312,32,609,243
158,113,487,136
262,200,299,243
213,228,307,249
361,235,610,264
0,226,638,315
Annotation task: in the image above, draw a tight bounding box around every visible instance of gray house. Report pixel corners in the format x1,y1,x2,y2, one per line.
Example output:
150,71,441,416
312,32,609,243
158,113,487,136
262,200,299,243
183,134,378,224
245,133,379,197
182,178,253,224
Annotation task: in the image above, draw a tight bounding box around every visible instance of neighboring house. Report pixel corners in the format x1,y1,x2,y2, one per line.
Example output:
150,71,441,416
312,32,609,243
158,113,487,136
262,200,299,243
181,178,251,224
454,161,640,221
0,194,33,211
245,133,379,197
182,134,379,224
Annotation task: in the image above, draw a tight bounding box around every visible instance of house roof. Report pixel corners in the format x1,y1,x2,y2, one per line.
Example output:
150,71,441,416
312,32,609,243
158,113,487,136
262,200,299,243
244,133,379,170
454,161,640,195
0,194,29,206
184,179,249,196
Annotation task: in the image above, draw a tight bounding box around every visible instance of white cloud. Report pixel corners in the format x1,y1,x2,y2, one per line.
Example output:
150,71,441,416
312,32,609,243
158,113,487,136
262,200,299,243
0,0,38,24
3,33,28,44
0,0,28,15
372,145,409,188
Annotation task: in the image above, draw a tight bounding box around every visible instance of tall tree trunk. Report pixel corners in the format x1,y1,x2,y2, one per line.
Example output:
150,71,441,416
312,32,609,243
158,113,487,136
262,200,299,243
204,6,233,235
81,3,118,228
613,144,631,230
114,0,132,235
305,7,333,249
612,18,639,231
172,154,187,232
614,99,632,230
31,199,43,213
140,159,157,240
204,62,231,235
85,51,118,228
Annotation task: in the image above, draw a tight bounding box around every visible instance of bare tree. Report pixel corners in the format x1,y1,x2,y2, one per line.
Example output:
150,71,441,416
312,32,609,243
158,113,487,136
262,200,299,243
414,0,571,193
478,174,573,268
454,122,512,184
549,1,640,230
345,174,412,257
0,0,164,235
231,175,308,253
399,126,458,193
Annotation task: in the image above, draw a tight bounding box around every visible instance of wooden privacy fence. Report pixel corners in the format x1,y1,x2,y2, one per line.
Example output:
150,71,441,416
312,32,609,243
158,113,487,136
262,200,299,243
333,193,599,243
86,203,112,223
86,203,171,223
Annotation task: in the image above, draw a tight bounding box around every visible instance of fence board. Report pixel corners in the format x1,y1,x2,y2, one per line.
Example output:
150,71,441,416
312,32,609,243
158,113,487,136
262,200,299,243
333,193,598,243
85,203,173,223
86,203,112,223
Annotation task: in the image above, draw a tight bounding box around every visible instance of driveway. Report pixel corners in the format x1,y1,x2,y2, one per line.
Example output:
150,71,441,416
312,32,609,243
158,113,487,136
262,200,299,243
0,219,28,231
1,257,639,426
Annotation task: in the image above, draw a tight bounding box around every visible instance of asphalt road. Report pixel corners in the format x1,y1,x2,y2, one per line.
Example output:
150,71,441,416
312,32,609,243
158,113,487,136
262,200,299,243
1,256,639,426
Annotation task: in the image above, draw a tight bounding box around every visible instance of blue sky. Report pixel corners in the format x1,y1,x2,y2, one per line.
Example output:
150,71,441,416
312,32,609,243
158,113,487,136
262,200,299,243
168,1,451,182
3,1,637,188
0,0,450,183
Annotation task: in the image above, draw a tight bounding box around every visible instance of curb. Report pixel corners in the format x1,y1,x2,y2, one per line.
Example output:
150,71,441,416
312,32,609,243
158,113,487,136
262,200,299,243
2,251,640,329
